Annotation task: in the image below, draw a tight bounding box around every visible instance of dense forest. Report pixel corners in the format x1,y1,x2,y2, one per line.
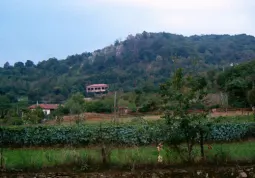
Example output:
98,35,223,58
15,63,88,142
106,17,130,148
1,32,255,104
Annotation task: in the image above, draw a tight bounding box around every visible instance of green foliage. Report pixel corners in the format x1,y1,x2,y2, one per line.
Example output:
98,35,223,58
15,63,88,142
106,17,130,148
248,88,255,106
0,95,12,118
51,105,69,117
1,33,255,103
0,122,254,147
22,107,45,124
3,117,24,126
225,78,249,107
86,99,113,113
217,60,255,107
130,116,147,124
2,142,255,171
160,67,210,161
64,93,86,115
208,123,253,141
138,95,161,113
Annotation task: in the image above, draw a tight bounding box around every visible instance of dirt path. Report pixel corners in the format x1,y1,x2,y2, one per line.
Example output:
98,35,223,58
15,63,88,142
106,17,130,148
45,111,253,125
1,165,254,178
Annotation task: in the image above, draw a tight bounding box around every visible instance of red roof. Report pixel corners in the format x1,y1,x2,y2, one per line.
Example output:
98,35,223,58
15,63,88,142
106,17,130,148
87,84,108,88
29,104,59,110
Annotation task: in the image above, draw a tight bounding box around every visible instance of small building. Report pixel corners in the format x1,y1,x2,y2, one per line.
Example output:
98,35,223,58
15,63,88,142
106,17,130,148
86,84,109,93
118,106,130,116
29,104,59,115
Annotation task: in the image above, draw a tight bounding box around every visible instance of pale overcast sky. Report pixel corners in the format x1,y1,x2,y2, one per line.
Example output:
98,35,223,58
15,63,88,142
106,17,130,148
0,0,255,66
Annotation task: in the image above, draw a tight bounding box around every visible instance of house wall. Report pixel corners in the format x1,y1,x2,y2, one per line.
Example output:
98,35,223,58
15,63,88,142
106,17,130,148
43,109,51,115
86,86,108,93
31,109,51,115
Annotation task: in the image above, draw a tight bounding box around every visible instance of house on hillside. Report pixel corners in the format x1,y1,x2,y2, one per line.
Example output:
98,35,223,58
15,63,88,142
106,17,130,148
28,104,59,115
86,84,109,93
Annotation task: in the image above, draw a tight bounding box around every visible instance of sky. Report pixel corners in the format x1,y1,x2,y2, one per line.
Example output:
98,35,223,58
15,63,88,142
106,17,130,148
0,0,255,66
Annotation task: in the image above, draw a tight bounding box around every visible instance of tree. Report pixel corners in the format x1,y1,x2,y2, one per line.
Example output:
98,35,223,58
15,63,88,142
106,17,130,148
3,62,11,69
226,78,248,107
25,60,35,67
22,107,45,124
134,90,143,112
14,62,24,68
247,89,255,119
28,89,41,103
0,95,11,119
50,105,69,124
0,33,255,102
114,39,120,46
65,92,86,114
64,93,86,124
160,68,210,162
248,89,255,107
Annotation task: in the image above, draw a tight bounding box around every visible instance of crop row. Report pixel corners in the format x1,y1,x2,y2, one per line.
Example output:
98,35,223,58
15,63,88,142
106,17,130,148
0,123,254,147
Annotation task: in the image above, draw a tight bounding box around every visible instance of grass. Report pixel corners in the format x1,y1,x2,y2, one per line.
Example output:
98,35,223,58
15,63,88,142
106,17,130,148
3,148,96,170
2,141,255,171
212,115,254,123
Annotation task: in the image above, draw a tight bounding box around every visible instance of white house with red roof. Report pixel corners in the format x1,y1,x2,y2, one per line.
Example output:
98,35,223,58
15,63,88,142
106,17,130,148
86,84,108,93
28,104,59,115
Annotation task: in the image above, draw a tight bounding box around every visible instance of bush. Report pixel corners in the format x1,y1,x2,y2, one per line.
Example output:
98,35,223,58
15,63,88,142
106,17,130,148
86,99,113,113
4,117,24,126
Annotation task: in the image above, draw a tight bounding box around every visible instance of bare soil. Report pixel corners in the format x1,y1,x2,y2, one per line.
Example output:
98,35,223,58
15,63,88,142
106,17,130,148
46,111,253,125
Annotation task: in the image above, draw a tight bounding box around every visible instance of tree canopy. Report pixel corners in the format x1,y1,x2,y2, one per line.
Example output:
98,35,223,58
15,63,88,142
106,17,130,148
1,32,255,104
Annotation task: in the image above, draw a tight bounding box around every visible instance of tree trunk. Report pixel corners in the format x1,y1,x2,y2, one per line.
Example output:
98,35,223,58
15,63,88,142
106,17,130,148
101,145,107,164
187,139,192,163
0,147,3,169
200,129,205,159
0,127,3,170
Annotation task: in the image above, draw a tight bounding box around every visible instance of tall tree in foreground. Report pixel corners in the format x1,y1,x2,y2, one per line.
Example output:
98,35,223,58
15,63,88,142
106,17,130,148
160,68,210,162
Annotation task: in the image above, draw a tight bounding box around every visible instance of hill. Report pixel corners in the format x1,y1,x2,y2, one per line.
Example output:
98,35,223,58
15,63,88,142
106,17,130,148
1,32,255,104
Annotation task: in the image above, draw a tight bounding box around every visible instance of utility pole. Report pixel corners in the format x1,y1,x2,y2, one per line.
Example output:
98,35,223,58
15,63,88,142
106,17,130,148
113,91,117,124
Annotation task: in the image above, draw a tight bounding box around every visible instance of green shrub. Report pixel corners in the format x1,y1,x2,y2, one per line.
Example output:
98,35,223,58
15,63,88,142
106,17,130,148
86,100,113,113
0,122,254,147
4,117,24,126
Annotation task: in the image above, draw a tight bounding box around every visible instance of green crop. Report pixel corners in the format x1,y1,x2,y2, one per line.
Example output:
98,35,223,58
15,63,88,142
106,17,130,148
0,122,254,147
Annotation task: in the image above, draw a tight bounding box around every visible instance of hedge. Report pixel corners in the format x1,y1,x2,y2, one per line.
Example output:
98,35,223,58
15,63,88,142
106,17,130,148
0,123,254,147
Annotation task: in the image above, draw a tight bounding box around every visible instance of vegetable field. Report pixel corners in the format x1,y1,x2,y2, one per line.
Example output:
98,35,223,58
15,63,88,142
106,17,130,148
1,122,254,147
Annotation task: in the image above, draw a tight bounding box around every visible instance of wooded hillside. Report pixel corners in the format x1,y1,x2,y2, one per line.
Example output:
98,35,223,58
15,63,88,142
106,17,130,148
1,32,255,103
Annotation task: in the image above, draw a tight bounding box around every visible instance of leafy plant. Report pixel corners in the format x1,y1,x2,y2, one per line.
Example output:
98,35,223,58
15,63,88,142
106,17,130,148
0,122,254,147
160,68,210,161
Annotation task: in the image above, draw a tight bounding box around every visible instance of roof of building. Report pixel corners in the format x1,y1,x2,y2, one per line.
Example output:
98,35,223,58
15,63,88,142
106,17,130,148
29,104,59,110
86,84,108,88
